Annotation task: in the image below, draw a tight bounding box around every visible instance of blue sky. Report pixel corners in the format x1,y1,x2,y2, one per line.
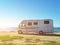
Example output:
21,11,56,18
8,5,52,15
0,0,60,27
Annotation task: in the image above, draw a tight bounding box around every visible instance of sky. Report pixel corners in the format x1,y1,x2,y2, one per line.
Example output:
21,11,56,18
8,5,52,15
0,0,60,28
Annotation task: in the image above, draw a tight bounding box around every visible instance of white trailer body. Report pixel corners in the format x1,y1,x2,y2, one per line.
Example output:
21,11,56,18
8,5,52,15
18,19,54,34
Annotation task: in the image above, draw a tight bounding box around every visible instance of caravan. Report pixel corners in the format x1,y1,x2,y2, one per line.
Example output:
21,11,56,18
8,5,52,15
18,19,54,34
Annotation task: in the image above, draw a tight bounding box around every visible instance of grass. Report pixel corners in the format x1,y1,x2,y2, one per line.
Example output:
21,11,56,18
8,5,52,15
0,35,12,41
0,43,16,45
25,37,41,43
25,44,40,45
34,38,40,42
0,35,24,41
0,32,60,45
45,41,60,45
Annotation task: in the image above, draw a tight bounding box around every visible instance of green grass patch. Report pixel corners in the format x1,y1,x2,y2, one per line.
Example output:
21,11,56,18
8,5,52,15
0,35,24,41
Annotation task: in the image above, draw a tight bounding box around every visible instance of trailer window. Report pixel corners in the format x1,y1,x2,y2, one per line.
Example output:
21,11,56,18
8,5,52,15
44,20,49,24
28,22,32,26
34,22,38,25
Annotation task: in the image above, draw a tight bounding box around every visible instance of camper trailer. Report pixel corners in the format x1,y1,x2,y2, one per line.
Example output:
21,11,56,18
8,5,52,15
18,19,54,34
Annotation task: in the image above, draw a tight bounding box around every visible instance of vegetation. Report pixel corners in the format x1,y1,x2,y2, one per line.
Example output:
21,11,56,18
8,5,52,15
0,43,16,45
0,35,24,41
45,41,59,45
0,32,60,45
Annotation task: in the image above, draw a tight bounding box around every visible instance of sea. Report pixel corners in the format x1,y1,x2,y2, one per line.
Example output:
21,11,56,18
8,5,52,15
54,27,60,32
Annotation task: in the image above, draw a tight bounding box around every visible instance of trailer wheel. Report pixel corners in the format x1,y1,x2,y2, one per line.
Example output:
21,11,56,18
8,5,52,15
18,30,23,34
39,31,44,35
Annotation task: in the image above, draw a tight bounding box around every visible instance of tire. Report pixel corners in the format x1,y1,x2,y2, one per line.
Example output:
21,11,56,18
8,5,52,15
39,31,43,35
18,30,23,34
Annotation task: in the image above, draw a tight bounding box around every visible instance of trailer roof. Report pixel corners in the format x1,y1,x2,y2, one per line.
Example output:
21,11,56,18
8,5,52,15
22,19,53,21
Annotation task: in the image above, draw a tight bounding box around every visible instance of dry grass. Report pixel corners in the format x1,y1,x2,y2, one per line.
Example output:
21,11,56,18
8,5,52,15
0,32,60,45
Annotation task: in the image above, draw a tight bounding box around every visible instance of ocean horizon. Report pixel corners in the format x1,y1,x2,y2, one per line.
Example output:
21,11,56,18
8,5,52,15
54,27,60,32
